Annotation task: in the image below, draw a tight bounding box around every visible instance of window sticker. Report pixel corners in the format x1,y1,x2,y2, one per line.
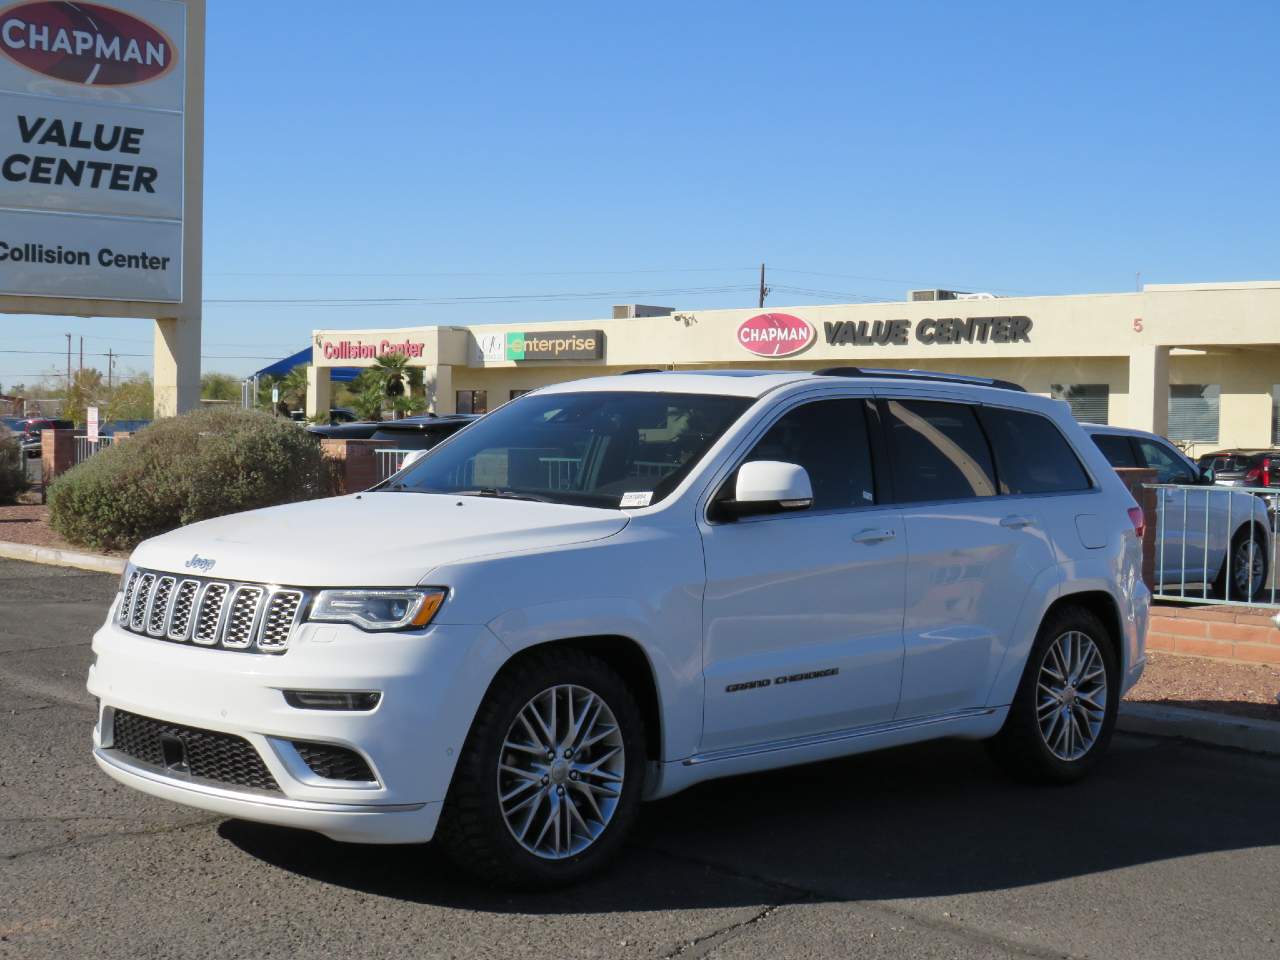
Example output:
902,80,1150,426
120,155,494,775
619,491,653,508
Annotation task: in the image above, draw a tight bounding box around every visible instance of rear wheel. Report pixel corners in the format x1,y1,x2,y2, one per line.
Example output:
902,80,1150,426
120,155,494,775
437,647,646,888
1214,527,1268,602
988,604,1118,783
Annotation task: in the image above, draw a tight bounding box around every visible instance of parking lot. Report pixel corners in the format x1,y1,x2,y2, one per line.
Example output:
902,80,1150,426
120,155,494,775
2,557,1278,960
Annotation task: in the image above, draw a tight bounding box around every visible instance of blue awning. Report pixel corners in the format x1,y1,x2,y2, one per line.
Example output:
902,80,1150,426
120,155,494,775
251,348,362,383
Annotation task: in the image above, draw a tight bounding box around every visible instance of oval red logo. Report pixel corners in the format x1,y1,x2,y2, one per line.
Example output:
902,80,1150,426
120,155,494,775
0,1,176,86
737,313,814,357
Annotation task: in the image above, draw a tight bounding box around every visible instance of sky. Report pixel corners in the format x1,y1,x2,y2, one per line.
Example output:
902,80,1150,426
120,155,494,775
3,0,1279,384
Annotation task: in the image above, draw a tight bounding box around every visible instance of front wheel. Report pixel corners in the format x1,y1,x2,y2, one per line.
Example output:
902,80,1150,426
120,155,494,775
988,605,1118,784
437,647,647,888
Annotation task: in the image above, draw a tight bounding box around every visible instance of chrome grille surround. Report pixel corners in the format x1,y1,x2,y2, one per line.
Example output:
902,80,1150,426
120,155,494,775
116,566,308,654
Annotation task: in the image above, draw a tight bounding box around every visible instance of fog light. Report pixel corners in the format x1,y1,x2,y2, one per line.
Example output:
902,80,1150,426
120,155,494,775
283,690,381,711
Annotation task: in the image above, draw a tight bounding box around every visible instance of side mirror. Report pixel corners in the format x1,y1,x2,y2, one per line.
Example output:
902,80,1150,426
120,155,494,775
713,460,814,521
1200,466,1216,485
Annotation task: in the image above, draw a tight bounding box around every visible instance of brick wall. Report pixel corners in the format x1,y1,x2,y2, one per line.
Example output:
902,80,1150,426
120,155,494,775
320,438,381,494
1148,604,1280,665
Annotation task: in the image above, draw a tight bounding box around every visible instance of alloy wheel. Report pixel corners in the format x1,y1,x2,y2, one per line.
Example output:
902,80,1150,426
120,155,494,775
1232,538,1264,598
497,684,625,860
1036,631,1108,762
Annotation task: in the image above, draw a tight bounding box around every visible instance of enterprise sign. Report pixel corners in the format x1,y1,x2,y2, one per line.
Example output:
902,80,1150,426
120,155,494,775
0,0,186,302
473,329,605,363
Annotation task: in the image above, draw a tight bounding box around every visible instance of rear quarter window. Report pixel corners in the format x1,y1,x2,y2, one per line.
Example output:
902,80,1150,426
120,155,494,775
979,407,1092,495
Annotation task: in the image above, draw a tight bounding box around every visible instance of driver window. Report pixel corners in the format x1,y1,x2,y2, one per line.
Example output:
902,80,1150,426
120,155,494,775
1136,439,1195,484
742,399,876,511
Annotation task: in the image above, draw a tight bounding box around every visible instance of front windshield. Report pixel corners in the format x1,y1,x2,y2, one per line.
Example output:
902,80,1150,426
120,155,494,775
386,390,751,508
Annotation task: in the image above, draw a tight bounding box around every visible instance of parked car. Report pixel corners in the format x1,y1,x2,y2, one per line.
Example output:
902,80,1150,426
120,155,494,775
307,413,478,449
290,407,358,424
1083,425,1271,600
91,369,1149,887
1197,449,1279,488
17,418,73,458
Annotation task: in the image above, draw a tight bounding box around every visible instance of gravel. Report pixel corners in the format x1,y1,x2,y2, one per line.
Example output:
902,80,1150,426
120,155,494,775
1125,651,1280,722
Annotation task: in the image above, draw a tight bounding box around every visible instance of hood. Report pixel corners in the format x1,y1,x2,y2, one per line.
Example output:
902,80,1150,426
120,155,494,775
129,492,629,586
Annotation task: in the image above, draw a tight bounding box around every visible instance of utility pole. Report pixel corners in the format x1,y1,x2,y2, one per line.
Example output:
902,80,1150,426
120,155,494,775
107,349,114,389
65,332,71,389
758,262,770,308
78,336,83,374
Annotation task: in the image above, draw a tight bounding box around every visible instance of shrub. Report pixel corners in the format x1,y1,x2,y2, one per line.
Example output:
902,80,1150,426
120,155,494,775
49,408,338,551
0,424,28,504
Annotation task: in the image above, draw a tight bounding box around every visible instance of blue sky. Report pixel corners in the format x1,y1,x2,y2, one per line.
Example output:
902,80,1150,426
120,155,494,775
3,0,1279,383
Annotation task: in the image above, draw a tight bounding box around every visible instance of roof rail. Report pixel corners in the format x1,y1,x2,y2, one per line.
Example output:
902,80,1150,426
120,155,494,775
812,367,1026,393
621,368,665,375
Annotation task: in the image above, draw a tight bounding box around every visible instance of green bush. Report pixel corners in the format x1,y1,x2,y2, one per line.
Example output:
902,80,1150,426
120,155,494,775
0,425,28,505
49,408,338,551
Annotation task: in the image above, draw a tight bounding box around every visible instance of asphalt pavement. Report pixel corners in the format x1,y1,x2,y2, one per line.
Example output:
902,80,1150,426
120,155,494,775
2,557,1278,960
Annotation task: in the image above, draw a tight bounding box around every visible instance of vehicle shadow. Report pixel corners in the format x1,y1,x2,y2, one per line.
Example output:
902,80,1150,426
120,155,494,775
220,734,1280,913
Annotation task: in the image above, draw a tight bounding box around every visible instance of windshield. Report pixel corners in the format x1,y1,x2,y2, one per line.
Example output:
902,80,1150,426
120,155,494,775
386,390,751,507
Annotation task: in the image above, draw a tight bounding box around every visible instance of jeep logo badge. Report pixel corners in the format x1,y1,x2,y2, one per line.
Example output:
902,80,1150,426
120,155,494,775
183,554,215,573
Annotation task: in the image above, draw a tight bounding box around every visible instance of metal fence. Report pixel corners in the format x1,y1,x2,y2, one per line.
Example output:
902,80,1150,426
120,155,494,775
375,448,414,482
1146,482,1280,608
73,435,116,465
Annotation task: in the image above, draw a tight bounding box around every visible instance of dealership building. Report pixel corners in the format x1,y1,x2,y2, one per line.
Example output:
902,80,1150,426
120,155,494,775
306,279,1280,456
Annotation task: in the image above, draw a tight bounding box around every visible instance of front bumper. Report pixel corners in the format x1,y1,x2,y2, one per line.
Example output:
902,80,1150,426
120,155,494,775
88,602,509,844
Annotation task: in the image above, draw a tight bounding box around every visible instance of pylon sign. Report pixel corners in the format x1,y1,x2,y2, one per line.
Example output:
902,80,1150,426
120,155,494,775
0,0,187,303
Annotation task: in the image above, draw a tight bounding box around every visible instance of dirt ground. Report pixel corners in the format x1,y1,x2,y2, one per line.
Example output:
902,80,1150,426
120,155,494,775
1124,651,1280,722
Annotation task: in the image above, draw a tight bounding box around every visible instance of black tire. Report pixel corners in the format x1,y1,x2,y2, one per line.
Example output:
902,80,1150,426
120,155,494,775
987,604,1119,784
1214,526,1268,602
436,647,647,888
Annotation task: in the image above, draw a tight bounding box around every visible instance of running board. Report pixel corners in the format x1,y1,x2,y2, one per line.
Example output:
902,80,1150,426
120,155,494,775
683,707,998,766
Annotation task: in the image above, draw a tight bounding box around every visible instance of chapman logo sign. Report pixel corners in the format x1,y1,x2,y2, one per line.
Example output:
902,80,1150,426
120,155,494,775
0,2,175,86
737,313,815,357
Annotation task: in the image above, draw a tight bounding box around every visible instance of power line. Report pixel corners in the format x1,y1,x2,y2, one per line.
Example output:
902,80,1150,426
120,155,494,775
200,283,757,306
770,267,1037,295
204,266,755,279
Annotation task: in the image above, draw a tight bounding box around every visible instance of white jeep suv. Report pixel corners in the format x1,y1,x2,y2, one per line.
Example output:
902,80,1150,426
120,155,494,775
89,369,1150,886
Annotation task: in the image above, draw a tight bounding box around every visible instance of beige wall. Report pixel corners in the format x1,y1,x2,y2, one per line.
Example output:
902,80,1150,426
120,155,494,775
311,281,1280,453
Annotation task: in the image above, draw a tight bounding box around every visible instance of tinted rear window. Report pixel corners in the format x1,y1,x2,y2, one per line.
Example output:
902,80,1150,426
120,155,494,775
883,399,996,502
1091,433,1138,468
980,408,1091,495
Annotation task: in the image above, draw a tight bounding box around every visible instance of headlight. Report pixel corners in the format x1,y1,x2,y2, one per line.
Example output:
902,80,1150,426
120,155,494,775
309,588,447,631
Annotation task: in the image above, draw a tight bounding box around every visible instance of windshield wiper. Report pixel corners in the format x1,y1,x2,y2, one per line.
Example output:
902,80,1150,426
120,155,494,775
452,487,557,503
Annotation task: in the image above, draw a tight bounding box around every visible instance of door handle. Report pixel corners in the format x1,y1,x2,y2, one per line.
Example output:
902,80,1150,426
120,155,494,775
1000,514,1035,530
853,528,896,544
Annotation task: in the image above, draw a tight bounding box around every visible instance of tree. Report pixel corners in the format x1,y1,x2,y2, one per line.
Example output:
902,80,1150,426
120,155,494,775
278,365,310,413
201,372,240,403
371,353,412,419
105,374,154,422
65,368,105,426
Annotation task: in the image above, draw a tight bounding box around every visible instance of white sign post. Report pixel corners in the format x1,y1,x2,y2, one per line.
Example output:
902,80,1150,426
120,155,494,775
86,405,99,442
0,0,204,417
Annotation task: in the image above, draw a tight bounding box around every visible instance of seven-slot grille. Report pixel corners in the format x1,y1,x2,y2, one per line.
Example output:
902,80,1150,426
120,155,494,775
117,567,306,654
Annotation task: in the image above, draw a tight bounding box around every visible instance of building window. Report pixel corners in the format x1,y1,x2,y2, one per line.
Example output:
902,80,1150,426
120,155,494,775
1050,383,1109,425
1168,384,1220,444
456,390,488,415
1273,385,1280,446
510,389,531,401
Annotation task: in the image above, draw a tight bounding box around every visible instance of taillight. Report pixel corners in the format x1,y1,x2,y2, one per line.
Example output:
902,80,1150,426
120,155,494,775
1263,460,1273,488
1127,506,1145,541
1245,466,1263,486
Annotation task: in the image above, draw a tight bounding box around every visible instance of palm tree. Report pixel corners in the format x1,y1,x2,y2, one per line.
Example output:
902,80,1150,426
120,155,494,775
279,365,310,415
371,353,410,419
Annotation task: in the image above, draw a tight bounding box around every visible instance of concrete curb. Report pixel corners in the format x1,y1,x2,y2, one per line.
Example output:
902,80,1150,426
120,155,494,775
0,540,126,575
1119,701,1280,757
